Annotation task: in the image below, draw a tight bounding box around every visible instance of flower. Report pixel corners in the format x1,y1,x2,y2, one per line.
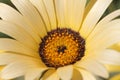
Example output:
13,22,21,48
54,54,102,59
106,65,120,72
0,0,120,80
0,66,3,80
110,43,120,52
109,74,120,80
106,43,120,80
106,65,120,80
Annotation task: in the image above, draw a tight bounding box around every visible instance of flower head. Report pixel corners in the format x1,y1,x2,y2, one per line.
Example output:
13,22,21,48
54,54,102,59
0,0,120,80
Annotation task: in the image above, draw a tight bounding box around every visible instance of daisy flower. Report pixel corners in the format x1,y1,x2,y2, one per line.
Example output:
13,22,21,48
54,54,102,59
106,65,120,72
106,62,120,80
109,74,120,80
0,0,120,80
110,43,120,52
0,66,3,80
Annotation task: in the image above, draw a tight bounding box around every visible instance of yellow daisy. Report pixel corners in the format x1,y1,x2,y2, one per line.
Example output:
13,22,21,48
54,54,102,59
109,74,120,80
106,44,120,80
0,0,120,80
106,65,120,72
0,66,3,80
110,42,120,52
106,65,120,80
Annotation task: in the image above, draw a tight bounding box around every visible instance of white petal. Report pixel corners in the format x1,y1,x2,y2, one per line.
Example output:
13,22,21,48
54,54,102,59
97,9,120,27
54,0,86,30
54,0,67,28
76,68,96,80
46,72,59,80
88,10,120,41
0,39,38,57
43,0,57,30
87,19,120,53
75,59,109,78
40,69,56,80
80,0,112,38
0,53,45,66
57,65,73,80
0,3,40,43
66,0,86,31
1,58,46,79
11,0,47,38
1,62,30,79
96,49,120,65
0,20,38,51
25,68,48,80
29,0,51,31
72,68,82,80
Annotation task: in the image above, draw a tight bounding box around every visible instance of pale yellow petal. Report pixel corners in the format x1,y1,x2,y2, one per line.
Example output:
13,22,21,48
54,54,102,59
1,58,46,79
11,0,47,38
87,21,120,54
54,0,86,30
97,9,120,27
46,72,59,80
0,39,38,57
0,53,45,67
40,69,55,80
76,68,96,80
0,3,40,43
54,0,68,28
29,0,51,31
0,20,38,51
1,62,29,79
25,68,48,80
87,10,120,41
72,68,82,80
80,0,112,38
110,74,120,80
43,0,57,30
57,65,73,80
95,49,120,65
66,0,86,31
75,59,109,78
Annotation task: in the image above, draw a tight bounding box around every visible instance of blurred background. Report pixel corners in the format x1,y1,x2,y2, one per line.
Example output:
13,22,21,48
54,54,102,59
0,0,120,80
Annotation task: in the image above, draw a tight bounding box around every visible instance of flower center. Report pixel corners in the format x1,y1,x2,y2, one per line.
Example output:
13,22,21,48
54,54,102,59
57,45,67,53
39,28,85,68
